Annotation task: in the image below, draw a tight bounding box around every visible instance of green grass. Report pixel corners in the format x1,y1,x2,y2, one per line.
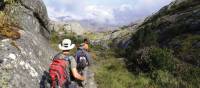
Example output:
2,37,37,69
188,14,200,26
92,44,200,88
92,48,155,88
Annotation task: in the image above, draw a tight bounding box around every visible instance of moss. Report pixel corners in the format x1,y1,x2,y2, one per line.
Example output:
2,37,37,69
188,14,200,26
0,71,10,88
0,11,5,16
0,27,20,39
0,13,21,39
4,0,16,4
10,41,20,51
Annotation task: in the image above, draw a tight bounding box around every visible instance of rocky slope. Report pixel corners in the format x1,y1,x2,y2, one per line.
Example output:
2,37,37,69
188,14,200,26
88,0,199,87
49,20,89,35
0,0,55,88
126,0,200,66
87,21,143,49
121,0,200,87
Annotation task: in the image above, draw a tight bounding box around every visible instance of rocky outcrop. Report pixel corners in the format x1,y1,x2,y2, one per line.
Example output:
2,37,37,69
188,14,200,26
0,0,55,88
88,22,142,49
5,0,50,38
124,0,200,74
120,0,200,87
49,20,88,35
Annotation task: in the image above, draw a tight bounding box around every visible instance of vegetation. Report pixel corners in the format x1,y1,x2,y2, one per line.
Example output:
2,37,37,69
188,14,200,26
144,0,200,25
91,47,152,88
4,0,16,4
50,30,85,51
0,11,21,39
91,45,198,88
48,1,200,87
0,72,10,88
122,0,200,87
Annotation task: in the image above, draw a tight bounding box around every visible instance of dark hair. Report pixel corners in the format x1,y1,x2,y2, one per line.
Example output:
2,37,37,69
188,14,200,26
63,50,70,52
84,38,88,42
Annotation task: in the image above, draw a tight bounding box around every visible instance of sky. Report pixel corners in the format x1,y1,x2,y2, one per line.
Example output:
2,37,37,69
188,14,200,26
43,0,173,25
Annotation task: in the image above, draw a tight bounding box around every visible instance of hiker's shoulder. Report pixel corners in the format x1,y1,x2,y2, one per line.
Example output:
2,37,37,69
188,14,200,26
54,52,64,59
68,55,75,60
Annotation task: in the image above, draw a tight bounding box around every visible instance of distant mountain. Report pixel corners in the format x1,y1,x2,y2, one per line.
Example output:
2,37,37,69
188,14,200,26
79,19,119,32
49,20,88,35
51,16,119,32
56,16,73,21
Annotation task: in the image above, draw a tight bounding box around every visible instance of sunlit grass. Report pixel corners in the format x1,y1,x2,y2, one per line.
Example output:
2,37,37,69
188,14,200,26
91,48,154,88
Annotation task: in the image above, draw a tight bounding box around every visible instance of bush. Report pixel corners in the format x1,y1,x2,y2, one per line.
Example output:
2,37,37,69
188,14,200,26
126,47,177,72
169,34,200,66
50,31,59,44
150,70,179,88
148,48,176,71
177,66,200,88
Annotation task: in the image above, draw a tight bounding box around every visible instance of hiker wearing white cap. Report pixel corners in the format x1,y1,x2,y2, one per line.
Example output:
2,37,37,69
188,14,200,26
49,39,85,88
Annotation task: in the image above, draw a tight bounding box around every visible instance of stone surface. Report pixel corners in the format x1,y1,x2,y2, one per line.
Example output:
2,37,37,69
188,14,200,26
125,0,200,66
49,20,88,35
0,0,56,88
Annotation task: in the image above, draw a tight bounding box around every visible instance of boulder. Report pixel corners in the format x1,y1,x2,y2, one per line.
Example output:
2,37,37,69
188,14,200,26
0,0,56,88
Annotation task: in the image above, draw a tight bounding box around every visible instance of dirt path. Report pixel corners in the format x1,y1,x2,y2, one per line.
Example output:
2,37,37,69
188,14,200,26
70,54,97,88
83,66,97,88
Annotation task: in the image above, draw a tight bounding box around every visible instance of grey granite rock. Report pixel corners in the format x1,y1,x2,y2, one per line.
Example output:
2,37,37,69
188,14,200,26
0,0,56,88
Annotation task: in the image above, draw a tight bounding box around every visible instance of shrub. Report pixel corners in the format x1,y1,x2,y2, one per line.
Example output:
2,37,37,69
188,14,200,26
150,70,179,88
93,49,153,88
169,34,200,66
126,47,177,72
177,66,200,88
148,48,176,71
50,31,59,44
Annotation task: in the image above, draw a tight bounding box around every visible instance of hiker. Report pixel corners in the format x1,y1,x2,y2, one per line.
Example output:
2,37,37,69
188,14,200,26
82,38,90,52
49,39,85,88
75,38,91,70
75,45,90,71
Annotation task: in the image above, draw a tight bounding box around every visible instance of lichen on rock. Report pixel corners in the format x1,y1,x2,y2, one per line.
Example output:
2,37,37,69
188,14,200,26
0,0,56,88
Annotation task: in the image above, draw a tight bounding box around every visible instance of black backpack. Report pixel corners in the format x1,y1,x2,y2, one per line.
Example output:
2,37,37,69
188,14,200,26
77,50,88,70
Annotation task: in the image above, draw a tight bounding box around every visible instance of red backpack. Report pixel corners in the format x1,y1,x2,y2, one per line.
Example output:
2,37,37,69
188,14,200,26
49,59,69,88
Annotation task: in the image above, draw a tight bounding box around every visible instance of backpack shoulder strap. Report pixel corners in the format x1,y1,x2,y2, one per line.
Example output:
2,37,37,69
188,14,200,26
53,52,62,60
64,56,73,61
79,50,85,56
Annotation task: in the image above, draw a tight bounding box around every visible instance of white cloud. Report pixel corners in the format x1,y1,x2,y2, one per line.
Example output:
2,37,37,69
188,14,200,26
84,5,115,23
119,4,133,11
43,0,173,25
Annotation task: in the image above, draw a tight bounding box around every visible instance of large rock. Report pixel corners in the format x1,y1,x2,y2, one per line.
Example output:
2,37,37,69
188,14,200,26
126,0,200,66
0,0,56,88
49,20,88,35
6,0,50,38
89,21,142,49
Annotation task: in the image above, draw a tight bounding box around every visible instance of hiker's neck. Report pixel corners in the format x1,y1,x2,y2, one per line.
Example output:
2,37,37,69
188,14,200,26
63,51,69,55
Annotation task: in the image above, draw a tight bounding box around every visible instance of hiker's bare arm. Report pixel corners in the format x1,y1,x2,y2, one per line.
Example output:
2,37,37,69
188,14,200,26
72,68,85,80
87,48,90,52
